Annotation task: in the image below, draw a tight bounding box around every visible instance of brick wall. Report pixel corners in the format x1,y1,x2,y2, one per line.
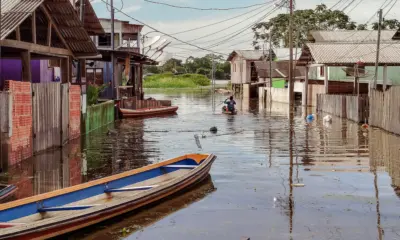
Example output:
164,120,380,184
69,85,81,139
4,81,33,165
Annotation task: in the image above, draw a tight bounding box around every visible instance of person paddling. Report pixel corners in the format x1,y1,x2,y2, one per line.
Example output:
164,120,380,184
224,96,236,112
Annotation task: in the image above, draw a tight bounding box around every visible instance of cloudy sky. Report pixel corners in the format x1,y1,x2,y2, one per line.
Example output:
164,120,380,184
91,0,399,61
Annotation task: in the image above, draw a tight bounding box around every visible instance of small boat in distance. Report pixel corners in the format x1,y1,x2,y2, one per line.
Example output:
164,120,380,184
120,106,179,118
0,154,216,239
222,106,237,115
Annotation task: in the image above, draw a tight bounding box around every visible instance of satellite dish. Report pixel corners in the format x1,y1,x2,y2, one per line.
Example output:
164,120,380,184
156,41,171,52
145,38,167,55
143,36,161,48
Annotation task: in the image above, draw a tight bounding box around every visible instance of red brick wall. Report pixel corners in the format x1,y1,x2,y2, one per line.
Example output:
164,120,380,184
4,81,33,165
69,85,81,139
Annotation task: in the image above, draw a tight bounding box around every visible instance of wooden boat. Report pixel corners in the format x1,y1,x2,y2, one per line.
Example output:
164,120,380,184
0,185,17,203
120,106,179,118
222,106,237,115
0,154,216,239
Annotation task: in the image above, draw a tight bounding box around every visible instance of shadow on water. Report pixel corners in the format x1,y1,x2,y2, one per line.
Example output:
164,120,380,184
61,176,216,240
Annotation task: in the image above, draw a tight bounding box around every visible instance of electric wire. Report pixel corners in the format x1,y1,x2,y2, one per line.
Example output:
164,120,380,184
143,0,275,11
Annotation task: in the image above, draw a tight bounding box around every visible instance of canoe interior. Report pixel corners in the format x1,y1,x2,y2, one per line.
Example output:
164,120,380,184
120,106,179,117
0,154,209,223
0,185,17,201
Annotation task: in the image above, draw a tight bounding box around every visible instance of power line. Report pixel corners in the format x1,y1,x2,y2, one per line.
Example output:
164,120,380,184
143,0,275,11
170,4,273,46
100,0,229,56
330,0,345,10
384,0,398,17
162,2,274,37
205,6,280,49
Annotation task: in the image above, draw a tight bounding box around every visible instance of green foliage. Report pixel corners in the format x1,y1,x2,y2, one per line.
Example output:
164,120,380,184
272,79,286,88
253,4,355,48
161,54,230,80
226,80,232,90
144,65,161,74
87,84,107,106
143,73,210,88
372,19,400,30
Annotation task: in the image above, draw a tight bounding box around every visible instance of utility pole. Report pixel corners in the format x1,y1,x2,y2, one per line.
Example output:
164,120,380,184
212,55,215,112
288,0,294,110
110,0,116,99
77,0,85,84
269,34,273,104
373,9,383,89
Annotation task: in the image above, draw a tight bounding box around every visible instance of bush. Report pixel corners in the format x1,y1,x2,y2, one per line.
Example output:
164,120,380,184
143,73,210,88
87,84,107,105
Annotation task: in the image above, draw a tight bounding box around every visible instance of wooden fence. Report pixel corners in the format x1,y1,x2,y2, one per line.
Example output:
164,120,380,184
32,83,70,153
316,94,369,123
370,87,400,135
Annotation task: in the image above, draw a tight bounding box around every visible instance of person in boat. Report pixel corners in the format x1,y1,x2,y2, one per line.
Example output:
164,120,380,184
224,96,236,112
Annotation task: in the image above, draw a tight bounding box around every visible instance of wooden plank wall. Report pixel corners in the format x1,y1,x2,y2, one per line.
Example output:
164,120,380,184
61,84,69,145
317,94,369,123
0,92,12,169
32,83,62,153
370,87,400,135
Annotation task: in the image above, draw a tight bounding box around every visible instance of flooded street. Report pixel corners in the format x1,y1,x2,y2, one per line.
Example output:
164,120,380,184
2,90,400,239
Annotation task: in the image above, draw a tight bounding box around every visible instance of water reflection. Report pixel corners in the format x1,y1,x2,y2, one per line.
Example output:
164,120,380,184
65,176,215,240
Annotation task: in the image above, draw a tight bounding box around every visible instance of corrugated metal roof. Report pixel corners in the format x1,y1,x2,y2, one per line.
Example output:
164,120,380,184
305,42,400,64
1,0,44,40
227,50,267,61
254,61,305,78
310,30,397,43
1,0,98,56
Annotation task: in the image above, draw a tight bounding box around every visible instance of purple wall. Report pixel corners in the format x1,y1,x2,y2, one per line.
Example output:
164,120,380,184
0,60,55,89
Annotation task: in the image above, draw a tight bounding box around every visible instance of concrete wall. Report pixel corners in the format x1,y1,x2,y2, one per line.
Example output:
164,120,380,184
85,100,115,134
265,87,289,104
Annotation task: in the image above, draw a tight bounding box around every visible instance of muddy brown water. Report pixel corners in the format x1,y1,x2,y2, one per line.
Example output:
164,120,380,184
1,89,400,239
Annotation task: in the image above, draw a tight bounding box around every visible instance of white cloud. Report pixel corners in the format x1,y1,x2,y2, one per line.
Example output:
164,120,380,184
124,5,142,13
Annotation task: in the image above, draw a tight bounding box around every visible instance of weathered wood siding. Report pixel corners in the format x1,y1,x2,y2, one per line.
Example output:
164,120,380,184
61,84,69,144
370,87,400,135
316,94,369,123
32,83,62,153
0,92,12,169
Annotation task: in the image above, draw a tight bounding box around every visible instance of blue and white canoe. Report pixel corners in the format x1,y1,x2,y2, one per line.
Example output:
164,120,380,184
0,154,216,239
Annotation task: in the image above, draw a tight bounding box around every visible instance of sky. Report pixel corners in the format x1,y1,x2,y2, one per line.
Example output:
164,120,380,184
91,0,400,61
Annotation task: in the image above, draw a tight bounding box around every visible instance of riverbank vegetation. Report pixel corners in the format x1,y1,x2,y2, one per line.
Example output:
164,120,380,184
144,54,231,80
144,73,210,88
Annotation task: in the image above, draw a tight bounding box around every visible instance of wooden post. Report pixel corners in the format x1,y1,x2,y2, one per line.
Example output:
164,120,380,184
61,57,69,84
354,64,359,96
383,64,387,91
47,22,52,46
324,65,328,94
32,11,36,44
302,67,309,106
21,51,32,82
16,27,21,41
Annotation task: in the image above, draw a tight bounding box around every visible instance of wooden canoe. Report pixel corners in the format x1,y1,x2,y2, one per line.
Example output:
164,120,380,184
120,106,178,118
0,154,216,239
221,106,237,115
0,185,17,203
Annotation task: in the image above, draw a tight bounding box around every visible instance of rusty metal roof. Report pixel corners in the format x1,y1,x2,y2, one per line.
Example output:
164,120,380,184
1,0,98,57
300,42,400,65
254,60,304,78
74,0,105,35
309,30,397,43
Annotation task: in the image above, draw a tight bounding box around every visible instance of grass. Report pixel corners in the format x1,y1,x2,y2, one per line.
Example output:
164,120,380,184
144,73,211,88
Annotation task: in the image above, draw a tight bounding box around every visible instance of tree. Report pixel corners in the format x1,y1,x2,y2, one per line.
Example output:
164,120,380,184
162,58,182,72
372,19,400,30
144,65,161,74
252,4,354,48
357,24,368,30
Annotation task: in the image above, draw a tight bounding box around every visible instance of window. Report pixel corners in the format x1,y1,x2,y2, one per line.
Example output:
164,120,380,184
319,66,325,77
98,34,111,47
48,59,60,68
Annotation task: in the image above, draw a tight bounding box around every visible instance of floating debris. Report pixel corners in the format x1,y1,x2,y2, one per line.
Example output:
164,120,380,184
291,183,305,187
194,134,202,149
323,115,332,123
210,126,218,133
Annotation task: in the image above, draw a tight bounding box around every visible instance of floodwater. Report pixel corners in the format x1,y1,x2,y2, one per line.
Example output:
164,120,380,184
2,89,400,240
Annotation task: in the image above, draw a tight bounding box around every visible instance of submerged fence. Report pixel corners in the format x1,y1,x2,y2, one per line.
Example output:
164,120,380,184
316,94,369,123
370,87,400,135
